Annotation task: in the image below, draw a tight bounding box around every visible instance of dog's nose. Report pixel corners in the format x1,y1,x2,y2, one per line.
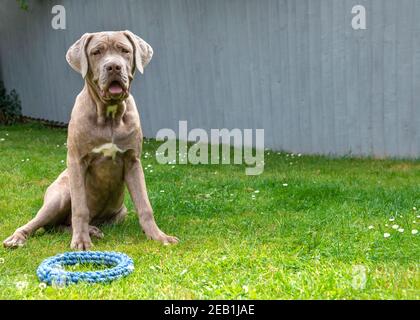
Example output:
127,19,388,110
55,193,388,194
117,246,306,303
104,62,122,73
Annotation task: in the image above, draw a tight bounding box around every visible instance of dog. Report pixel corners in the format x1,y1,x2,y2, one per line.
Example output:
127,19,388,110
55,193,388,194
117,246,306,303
3,31,178,250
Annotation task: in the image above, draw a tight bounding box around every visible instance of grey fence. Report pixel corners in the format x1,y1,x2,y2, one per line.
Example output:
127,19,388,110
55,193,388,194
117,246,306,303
1,0,420,157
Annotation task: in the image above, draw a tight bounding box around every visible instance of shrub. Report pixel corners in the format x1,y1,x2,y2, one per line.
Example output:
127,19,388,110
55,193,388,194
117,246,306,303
0,81,22,125
16,0,28,11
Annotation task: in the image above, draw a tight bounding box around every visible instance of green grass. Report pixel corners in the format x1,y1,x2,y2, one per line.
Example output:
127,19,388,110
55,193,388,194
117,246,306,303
0,123,419,299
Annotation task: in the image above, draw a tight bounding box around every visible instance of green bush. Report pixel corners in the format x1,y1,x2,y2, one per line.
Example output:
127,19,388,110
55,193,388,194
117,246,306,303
16,0,28,10
0,81,22,125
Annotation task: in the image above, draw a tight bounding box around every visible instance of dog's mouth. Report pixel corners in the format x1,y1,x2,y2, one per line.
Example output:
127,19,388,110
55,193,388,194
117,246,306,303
109,81,124,95
101,80,128,100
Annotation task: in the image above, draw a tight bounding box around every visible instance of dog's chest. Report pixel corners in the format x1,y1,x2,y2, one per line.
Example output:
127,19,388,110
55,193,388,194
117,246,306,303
88,118,139,160
92,142,123,160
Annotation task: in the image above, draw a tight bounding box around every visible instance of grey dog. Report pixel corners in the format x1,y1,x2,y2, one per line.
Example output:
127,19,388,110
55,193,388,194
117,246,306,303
3,31,179,250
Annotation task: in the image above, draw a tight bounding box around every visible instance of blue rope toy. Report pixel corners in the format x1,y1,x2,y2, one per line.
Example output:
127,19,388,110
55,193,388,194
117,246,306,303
37,251,134,286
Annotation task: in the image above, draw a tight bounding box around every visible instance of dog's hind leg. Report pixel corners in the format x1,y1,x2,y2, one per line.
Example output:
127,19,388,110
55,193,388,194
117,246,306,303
3,171,71,248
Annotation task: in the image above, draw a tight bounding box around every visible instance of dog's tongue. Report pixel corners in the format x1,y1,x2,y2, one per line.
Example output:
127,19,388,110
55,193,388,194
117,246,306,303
109,82,123,95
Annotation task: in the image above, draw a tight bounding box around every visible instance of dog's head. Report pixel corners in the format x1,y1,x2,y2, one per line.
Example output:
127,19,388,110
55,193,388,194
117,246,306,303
66,31,153,103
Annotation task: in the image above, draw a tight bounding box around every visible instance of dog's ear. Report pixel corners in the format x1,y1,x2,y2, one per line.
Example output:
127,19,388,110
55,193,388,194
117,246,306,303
66,33,93,78
124,31,153,74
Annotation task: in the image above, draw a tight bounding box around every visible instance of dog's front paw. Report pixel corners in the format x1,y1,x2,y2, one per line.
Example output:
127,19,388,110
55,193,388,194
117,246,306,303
3,231,27,249
145,229,179,245
70,233,93,251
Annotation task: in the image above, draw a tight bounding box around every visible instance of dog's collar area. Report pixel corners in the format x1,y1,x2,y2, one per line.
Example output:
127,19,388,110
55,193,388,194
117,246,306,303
84,82,125,121
106,104,118,118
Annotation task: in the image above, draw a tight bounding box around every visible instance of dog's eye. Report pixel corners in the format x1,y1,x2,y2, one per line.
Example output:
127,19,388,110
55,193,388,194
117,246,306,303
121,48,130,54
92,49,101,56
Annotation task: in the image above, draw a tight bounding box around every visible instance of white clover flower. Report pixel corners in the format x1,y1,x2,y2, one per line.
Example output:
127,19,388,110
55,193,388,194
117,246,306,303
38,283,47,289
392,224,399,230
242,285,249,293
412,229,418,235
61,160,65,164
413,207,417,211
397,228,404,233
254,190,260,193
0,138,5,141
368,225,374,230
389,217,395,222
160,190,165,193
384,233,391,238
16,281,28,290
283,183,288,187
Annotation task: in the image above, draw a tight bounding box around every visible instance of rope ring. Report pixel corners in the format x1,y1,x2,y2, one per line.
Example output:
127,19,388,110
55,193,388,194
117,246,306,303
36,251,134,286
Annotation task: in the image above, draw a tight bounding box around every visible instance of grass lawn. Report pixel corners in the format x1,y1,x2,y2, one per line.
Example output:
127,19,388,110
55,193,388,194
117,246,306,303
0,123,419,299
